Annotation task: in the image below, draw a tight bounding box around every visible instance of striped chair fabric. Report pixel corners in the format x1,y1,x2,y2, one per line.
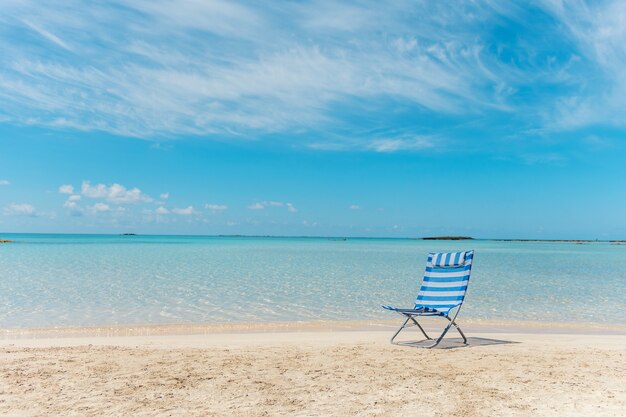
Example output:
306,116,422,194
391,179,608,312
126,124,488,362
415,250,474,315
431,251,465,267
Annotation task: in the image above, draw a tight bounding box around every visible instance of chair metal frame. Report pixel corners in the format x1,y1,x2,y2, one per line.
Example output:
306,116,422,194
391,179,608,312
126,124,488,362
384,250,473,349
388,304,467,348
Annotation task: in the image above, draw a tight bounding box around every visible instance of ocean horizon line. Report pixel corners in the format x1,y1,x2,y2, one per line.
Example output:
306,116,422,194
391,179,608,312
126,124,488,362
1,231,624,243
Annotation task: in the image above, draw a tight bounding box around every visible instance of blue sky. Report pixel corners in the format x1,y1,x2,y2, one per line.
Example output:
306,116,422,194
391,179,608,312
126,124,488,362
1,0,626,238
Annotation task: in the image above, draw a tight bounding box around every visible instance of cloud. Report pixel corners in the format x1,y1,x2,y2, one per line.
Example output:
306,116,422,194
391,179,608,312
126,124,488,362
160,192,169,200
22,19,72,51
205,204,228,211
0,180,9,185
58,184,74,194
89,202,111,212
2,0,619,152
536,1,626,129
248,201,297,213
81,181,152,204
155,206,169,214
3,203,36,216
248,202,265,210
308,135,438,153
62,194,81,210
366,136,435,153
64,199,125,215
172,206,194,215
350,205,360,210
520,153,566,165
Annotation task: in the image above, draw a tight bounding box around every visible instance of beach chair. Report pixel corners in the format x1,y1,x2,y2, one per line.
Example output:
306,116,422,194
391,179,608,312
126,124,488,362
383,250,474,348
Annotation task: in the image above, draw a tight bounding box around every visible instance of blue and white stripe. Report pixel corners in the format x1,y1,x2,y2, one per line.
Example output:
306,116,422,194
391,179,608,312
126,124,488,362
431,251,466,267
414,250,474,315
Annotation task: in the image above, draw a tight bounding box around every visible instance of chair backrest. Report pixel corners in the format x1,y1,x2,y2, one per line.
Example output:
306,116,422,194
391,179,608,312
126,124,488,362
414,250,474,315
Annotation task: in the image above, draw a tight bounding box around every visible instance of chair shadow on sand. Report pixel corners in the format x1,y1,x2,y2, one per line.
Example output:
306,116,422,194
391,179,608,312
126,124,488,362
393,336,518,350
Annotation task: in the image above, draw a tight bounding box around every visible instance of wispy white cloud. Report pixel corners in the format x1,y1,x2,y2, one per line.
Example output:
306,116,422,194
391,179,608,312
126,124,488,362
205,204,228,211
172,206,194,215
58,184,74,194
155,206,169,214
366,136,436,153
3,202,36,216
350,205,360,210
160,192,169,200
536,0,626,130
248,201,297,213
520,152,567,166
310,134,439,153
248,202,265,210
0,179,9,185
1,0,613,151
22,19,72,51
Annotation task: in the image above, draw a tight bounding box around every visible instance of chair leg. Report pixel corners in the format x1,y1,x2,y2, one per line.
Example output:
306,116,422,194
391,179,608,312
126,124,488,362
390,317,411,344
422,316,467,349
408,316,432,340
445,316,467,344
428,322,454,348
390,316,432,345
391,314,468,349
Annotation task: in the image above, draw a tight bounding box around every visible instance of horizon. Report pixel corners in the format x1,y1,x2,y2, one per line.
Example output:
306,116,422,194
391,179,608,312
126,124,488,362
2,1,626,239
0,231,621,242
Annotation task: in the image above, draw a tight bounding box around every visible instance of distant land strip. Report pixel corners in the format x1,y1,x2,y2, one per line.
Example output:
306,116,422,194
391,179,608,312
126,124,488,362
495,239,591,243
419,237,626,244
1,234,626,244
420,236,474,240
494,239,626,244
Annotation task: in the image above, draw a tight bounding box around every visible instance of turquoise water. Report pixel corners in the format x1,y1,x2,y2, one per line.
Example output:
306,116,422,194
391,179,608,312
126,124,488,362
1,234,625,328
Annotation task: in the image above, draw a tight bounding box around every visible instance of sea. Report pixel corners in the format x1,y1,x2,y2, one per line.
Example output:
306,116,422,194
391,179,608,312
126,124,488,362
1,234,625,328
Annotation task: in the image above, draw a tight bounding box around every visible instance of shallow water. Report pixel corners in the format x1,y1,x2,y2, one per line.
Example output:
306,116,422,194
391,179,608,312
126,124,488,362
1,234,625,328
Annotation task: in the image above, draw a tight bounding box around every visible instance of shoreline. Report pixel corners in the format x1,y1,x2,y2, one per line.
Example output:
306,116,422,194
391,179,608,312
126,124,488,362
2,318,625,340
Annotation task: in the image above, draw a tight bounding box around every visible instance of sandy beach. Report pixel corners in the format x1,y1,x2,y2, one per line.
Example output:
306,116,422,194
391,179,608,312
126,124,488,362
5,0,626,414
1,323,625,416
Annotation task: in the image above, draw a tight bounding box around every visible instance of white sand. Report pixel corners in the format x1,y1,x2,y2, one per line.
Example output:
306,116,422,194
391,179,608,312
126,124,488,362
1,325,625,416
